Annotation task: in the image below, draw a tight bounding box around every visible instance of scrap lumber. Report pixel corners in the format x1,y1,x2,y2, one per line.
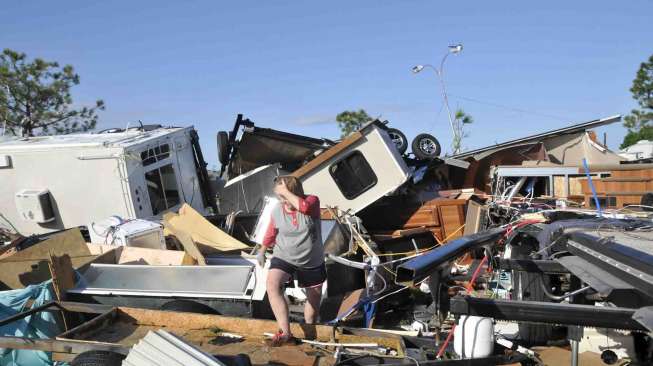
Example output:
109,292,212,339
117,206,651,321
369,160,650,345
0,228,96,289
48,253,75,301
162,204,248,254
48,253,75,330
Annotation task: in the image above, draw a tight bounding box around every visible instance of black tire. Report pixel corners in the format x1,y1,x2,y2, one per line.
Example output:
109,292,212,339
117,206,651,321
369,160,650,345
641,193,653,211
412,133,441,159
510,243,553,346
386,128,408,155
160,300,220,315
72,350,125,366
217,131,229,165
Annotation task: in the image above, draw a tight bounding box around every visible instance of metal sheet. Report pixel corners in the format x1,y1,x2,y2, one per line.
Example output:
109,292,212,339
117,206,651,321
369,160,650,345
556,256,633,297
450,296,647,331
69,264,254,299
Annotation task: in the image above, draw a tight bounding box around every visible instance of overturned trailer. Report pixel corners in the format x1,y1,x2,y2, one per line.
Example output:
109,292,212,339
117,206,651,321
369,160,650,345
0,126,215,236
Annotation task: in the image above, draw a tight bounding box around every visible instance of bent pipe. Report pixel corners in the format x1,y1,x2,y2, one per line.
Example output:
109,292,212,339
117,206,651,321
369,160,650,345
395,228,505,286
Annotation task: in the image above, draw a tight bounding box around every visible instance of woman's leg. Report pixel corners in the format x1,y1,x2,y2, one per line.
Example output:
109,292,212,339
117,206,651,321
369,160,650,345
303,284,322,324
266,268,292,335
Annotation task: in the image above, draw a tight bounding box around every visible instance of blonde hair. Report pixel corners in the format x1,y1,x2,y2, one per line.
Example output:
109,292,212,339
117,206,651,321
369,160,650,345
276,175,304,196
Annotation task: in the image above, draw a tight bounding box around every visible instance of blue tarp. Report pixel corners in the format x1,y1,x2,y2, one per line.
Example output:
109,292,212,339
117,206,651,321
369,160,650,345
0,281,61,366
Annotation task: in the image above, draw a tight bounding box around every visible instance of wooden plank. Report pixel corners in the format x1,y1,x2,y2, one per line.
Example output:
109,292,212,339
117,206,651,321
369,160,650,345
0,336,127,355
48,253,75,302
48,253,75,330
601,177,652,182
292,132,363,179
59,301,115,314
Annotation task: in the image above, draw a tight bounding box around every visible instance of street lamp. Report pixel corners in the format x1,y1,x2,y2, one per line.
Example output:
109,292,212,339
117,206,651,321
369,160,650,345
412,43,464,154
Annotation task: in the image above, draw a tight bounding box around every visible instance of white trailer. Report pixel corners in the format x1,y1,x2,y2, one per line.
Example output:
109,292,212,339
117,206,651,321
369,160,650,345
293,121,412,213
0,127,212,235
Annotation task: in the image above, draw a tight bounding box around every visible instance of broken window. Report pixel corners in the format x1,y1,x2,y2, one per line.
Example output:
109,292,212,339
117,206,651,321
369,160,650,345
329,151,377,199
141,143,171,166
145,163,180,214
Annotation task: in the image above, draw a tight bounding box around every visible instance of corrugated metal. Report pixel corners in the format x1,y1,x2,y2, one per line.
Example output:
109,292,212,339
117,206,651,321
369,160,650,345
122,329,225,366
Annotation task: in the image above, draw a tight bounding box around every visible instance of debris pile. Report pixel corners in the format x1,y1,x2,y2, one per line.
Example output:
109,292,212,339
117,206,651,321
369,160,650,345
0,113,651,365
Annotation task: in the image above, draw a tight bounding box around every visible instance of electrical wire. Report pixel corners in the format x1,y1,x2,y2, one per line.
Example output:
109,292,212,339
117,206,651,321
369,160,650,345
0,212,19,234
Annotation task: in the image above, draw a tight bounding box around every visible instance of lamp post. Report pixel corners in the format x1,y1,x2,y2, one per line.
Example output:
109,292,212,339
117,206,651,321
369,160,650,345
412,44,463,154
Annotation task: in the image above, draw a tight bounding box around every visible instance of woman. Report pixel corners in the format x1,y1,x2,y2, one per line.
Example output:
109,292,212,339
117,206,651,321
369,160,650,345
258,175,326,346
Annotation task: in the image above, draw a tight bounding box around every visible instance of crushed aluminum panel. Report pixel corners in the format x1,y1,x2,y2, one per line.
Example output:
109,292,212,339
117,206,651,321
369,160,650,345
123,329,225,366
70,263,254,299
555,256,634,297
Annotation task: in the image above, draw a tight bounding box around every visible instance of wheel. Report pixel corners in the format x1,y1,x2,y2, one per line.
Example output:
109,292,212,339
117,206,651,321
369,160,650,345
217,131,229,165
160,300,219,314
72,350,125,366
641,193,653,211
510,243,553,346
386,128,408,155
412,133,441,159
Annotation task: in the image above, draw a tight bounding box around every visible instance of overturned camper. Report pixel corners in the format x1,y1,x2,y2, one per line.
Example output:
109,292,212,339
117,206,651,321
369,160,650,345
257,175,326,346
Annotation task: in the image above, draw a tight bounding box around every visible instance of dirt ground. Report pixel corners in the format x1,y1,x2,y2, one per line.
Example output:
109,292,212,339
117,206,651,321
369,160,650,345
534,346,605,365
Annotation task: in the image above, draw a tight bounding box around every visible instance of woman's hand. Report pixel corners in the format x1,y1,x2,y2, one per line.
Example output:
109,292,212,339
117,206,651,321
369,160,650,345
274,178,301,210
257,246,267,267
274,179,289,198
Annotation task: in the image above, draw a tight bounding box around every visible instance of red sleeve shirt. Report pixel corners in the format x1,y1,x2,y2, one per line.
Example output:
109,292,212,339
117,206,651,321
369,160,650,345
262,195,320,248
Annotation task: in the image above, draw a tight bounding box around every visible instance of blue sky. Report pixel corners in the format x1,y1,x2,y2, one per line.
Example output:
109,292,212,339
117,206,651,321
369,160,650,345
1,1,651,168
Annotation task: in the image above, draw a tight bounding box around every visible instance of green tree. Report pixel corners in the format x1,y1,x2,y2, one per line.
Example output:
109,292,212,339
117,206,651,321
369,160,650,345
0,49,104,137
621,54,653,149
451,108,473,154
336,109,372,138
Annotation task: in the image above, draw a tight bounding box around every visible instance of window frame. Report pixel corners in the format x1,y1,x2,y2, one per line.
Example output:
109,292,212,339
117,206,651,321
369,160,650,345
328,150,378,200
140,143,182,215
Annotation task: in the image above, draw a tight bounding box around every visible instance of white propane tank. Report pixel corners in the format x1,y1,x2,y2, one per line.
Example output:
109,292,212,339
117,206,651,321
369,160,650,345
453,316,495,358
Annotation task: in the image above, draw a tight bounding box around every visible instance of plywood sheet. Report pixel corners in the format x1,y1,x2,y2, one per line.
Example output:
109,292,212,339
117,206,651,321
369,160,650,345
0,228,95,289
439,204,465,241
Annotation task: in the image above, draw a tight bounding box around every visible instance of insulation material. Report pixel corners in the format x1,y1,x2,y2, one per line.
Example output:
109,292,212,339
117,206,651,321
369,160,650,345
163,204,248,253
122,329,225,366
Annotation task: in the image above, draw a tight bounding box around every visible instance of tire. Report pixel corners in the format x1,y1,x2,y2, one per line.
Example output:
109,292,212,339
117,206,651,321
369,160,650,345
641,193,653,211
510,243,553,346
160,300,219,315
217,131,229,165
72,350,125,366
412,133,441,160
386,128,408,155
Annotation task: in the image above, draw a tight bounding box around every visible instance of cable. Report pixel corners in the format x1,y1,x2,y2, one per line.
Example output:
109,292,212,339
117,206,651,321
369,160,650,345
448,93,569,122
0,212,19,234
